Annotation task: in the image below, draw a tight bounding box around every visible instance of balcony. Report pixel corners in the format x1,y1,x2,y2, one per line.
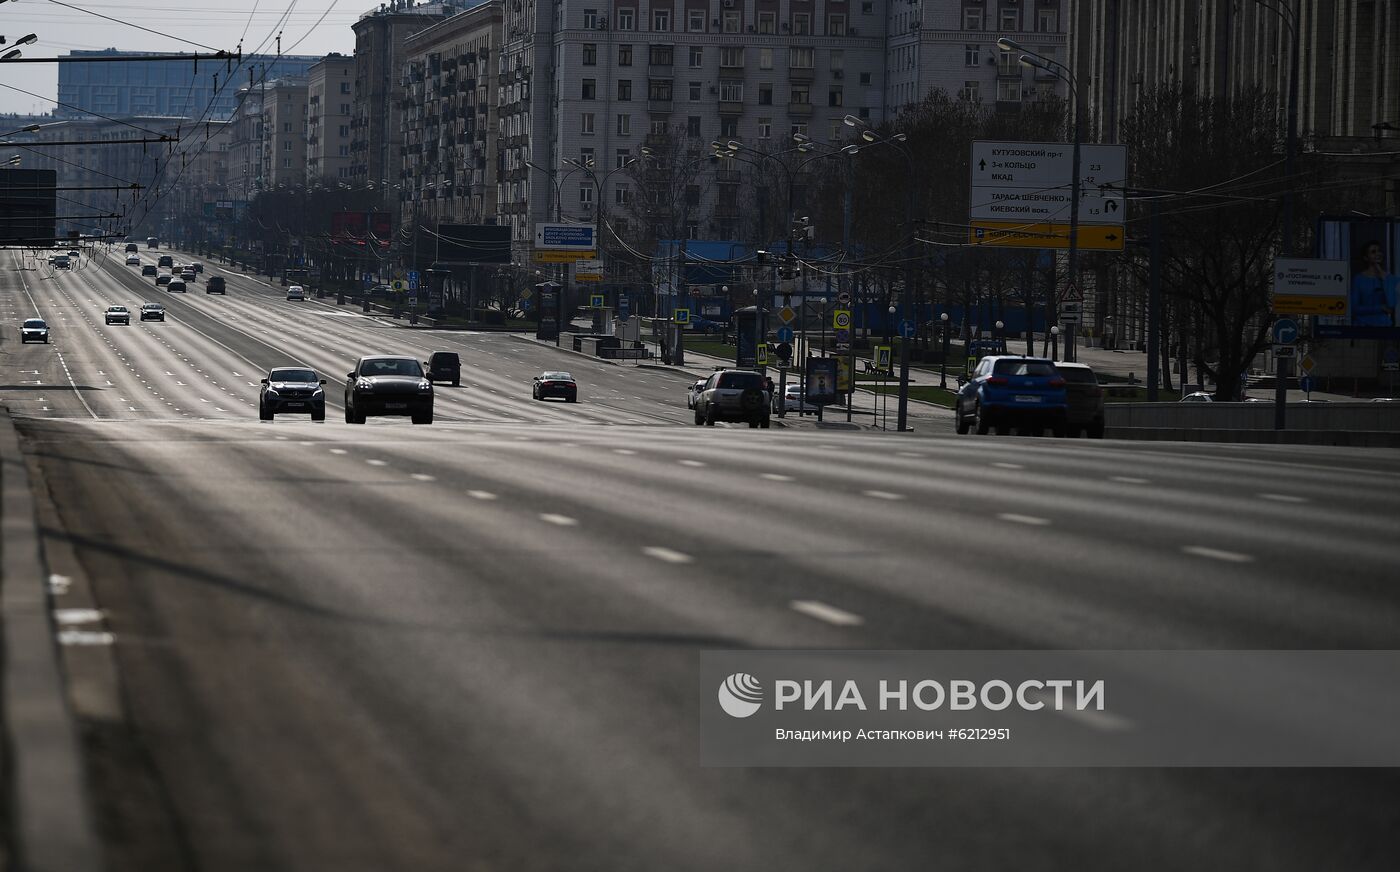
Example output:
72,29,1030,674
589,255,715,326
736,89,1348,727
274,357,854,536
787,101,813,116
648,98,673,112
997,63,1023,79
995,100,1023,114
718,100,743,115
788,66,815,82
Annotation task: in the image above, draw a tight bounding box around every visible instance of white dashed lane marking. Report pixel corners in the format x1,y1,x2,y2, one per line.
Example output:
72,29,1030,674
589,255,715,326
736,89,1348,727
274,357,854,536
642,546,692,564
998,513,1052,526
790,600,864,627
1182,546,1254,563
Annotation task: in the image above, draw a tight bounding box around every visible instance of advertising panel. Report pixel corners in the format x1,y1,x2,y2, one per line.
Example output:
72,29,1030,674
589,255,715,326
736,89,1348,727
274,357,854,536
805,357,839,406
1315,216,1400,339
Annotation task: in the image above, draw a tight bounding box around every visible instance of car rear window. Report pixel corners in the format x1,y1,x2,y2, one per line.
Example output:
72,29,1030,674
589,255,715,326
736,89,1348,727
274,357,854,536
717,372,764,390
1057,368,1098,384
432,353,460,365
993,359,1058,377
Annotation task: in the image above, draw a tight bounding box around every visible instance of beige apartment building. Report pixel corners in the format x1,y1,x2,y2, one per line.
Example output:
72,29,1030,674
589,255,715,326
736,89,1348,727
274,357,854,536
260,78,310,189
307,54,356,183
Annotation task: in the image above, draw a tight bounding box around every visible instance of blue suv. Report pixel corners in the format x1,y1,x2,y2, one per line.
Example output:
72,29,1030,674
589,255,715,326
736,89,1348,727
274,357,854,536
955,356,1068,436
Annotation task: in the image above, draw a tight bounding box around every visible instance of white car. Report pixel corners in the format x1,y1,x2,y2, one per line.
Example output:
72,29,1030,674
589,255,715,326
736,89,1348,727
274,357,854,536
1179,391,1213,403
286,285,305,301
126,254,141,266
105,306,130,325
773,382,820,413
686,378,706,409
20,318,49,343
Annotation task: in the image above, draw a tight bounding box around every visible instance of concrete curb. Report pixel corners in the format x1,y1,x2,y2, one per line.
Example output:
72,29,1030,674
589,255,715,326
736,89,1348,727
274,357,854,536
0,408,103,872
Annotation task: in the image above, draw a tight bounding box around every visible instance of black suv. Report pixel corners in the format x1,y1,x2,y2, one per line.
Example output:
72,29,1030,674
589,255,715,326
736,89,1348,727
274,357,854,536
694,370,771,428
157,254,173,268
259,367,327,421
206,276,226,294
344,356,433,424
425,351,460,386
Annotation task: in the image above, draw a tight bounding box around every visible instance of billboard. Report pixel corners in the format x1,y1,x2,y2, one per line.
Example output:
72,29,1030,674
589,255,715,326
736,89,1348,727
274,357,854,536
1316,216,1400,339
437,223,511,264
330,211,392,247
0,169,57,247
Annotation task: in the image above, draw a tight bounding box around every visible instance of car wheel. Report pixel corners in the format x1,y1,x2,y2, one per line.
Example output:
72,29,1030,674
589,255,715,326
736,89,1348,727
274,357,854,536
704,405,717,426
452,377,459,387
748,420,759,428
760,416,770,429
974,404,991,435
344,406,354,424
412,410,433,425
567,395,577,403
258,405,272,421
694,409,703,425
955,404,971,435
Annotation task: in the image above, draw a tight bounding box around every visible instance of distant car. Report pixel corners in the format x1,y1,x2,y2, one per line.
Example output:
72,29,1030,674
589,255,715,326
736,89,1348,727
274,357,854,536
686,377,707,409
687,316,726,335
125,242,139,253
425,351,460,386
190,262,203,273
286,285,305,301
344,356,433,424
1054,362,1106,438
532,371,578,402
772,382,819,414
52,255,71,269
20,318,48,343
695,369,771,428
142,264,158,277
139,303,165,322
206,276,226,294
157,254,173,268
67,249,80,258
105,306,129,325
181,268,197,282
168,279,187,293
1179,392,1214,403
259,367,327,422
370,284,394,295
955,356,1068,436
156,274,172,286
126,254,141,266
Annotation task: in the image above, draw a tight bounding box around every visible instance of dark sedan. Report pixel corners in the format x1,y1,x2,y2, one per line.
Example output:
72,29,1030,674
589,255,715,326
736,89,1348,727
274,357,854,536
344,356,433,424
259,367,327,421
532,371,578,402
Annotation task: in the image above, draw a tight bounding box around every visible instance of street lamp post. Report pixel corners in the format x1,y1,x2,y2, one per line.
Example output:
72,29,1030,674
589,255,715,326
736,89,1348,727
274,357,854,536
940,312,951,389
1002,37,1082,364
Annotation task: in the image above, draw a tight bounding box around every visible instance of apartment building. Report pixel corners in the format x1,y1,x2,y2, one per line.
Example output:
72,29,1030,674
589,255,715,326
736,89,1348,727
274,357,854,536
227,86,266,199
887,0,1067,113
401,2,502,233
259,79,310,189
307,54,356,183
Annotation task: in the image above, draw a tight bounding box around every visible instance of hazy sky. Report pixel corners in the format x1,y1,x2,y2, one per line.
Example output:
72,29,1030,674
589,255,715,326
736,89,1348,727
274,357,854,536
0,0,362,115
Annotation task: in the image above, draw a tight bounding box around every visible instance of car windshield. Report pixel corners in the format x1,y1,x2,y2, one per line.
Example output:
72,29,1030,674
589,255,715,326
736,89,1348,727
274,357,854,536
109,307,126,312
1057,367,1098,384
993,359,1058,377
542,372,573,381
23,319,45,328
717,372,765,390
360,358,422,377
270,369,317,383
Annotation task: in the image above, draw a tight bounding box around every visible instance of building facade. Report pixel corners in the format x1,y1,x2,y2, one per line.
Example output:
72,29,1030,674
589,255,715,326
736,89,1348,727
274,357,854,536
259,79,310,189
401,3,503,232
307,55,357,183
227,86,266,200
57,51,322,120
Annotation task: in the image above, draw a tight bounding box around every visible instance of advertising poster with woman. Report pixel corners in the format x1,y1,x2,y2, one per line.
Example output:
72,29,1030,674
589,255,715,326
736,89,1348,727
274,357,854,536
1316,217,1400,339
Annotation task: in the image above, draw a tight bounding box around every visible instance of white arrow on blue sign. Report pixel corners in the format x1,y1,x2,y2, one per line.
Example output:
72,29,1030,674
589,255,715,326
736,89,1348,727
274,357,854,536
900,319,917,339
1272,318,1299,345
776,326,794,342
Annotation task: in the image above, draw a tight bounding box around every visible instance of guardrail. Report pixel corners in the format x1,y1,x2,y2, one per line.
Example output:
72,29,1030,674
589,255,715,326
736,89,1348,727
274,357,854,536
1106,401,1400,432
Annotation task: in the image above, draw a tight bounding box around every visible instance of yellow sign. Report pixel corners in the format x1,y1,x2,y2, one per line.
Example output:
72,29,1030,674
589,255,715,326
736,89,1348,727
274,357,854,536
836,356,851,392
968,222,1125,251
390,279,406,291
1271,294,1347,316
757,344,768,366
1300,355,1316,374
832,308,851,330
778,306,796,324
874,345,892,371
532,249,596,263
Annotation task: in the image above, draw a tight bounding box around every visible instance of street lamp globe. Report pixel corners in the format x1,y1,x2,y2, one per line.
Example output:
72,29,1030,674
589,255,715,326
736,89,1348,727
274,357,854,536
888,305,896,315
996,320,1004,331
940,312,950,323
1050,326,1060,336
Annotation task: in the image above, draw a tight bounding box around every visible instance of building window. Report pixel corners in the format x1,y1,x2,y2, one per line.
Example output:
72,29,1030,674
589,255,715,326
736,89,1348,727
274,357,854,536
615,147,631,168
720,47,744,68
580,146,595,167
653,9,670,31
962,80,980,101
859,71,872,85
687,115,701,136
648,79,672,101
283,140,292,150
965,44,980,66
828,87,843,107
650,44,673,65
340,82,351,93
341,103,350,114
831,49,844,71
615,184,631,205
689,81,702,100
964,7,983,30
790,86,810,105
618,80,632,101
758,11,776,34
582,78,596,99
997,80,1020,101
688,9,706,31
580,184,594,205
618,8,635,30
759,48,773,70
828,14,846,36
339,145,349,156
719,80,743,101
1000,8,1019,31
758,117,772,138
792,13,810,35
283,121,292,132
790,122,807,138
617,113,631,135
758,84,773,105
1038,9,1058,32
689,46,703,68
723,11,740,33
619,44,633,66
789,47,814,69
581,112,595,134
584,8,598,29
583,43,597,65
684,184,701,206
339,124,349,136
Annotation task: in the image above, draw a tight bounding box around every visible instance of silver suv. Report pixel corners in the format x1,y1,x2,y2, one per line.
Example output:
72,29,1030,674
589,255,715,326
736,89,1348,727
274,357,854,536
694,369,771,428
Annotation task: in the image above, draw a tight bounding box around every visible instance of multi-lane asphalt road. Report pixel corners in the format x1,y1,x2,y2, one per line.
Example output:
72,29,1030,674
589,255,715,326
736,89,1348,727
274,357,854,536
3,247,1400,871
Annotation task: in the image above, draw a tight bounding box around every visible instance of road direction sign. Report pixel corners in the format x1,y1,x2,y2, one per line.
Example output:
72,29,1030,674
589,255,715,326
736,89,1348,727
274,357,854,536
674,308,691,324
970,140,1127,225
968,221,1124,251
900,319,917,339
778,306,796,324
776,326,794,342
532,249,595,263
533,223,597,250
407,269,419,289
1273,318,1300,345
1271,258,1348,315
832,308,851,330
575,258,604,282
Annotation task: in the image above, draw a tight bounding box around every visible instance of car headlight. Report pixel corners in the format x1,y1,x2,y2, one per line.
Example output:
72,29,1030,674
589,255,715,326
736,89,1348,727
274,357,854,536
356,378,374,391
418,380,432,392
312,387,324,397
